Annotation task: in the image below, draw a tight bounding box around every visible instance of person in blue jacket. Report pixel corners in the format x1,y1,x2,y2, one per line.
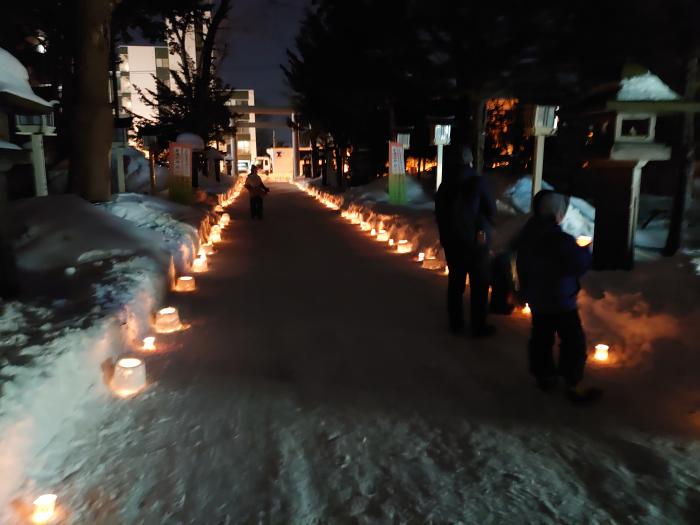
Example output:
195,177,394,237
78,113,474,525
515,190,601,403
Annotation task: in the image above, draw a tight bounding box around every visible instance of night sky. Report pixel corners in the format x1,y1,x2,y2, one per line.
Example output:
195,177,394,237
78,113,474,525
220,0,309,147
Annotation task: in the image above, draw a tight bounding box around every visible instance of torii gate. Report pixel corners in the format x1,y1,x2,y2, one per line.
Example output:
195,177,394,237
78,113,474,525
227,106,300,179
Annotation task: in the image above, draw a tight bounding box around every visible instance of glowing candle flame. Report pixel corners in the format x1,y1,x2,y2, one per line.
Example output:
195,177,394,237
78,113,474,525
522,303,531,315
155,306,183,333
417,252,425,262
142,336,156,351
397,240,412,253
174,275,196,292
376,230,389,242
576,235,593,247
370,228,377,236
214,205,224,212
594,344,609,362
388,239,395,247
32,494,57,524
111,357,147,398
192,255,208,273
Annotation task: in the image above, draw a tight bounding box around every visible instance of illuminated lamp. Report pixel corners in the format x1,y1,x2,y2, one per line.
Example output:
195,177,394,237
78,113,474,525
192,255,208,273
522,303,531,315
111,357,147,397
422,257,442,270
155,306,182,333
174,275,196,292
417,252,425,262
396,240,412,253
142,336,156,351
202,242,215,255
576,235,593,247
220,213,231,227
31,494,57,524
360,222,372,231
376,230,389,242
388,239,395,247
594,344,609,362
209,225,222,244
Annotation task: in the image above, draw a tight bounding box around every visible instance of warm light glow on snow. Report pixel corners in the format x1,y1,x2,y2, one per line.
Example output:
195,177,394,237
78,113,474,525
417,252,425,262
396,240,412,253
370,228,377,236
576,235,593,247
220,213,231,227
174,275,196,292
422,257,442,270
142,336,156,351
32,494,57,524
522,303,531,315
376,230,389,242
111,357,147,398
192,255,208,273
594,344,609,362
209,225,222,244
202,242,215,255
214,205,224,212
360,221,371,231
155,306,183,333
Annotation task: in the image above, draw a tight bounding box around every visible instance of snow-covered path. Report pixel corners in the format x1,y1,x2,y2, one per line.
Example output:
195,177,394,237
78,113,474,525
40,184,699,524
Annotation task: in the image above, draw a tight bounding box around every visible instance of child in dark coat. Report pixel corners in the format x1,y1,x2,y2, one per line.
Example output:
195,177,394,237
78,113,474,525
515,191,601,403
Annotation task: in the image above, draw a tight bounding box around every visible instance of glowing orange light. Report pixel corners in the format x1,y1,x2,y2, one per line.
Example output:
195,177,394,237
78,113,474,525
522,303,531,315
111,357,147,398
192,255,208,273
417,252,425,262
32,494,57,524
576,235,593,247
155,306,183,333
594,344,609,362
142,336,156,351
174,275,196,292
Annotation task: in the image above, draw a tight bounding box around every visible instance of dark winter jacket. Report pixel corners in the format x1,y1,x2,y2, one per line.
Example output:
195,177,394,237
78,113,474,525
514,216,592,314
435,166,496,250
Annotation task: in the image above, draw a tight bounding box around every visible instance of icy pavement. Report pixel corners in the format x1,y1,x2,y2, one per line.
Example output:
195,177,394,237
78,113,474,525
22,184,700,524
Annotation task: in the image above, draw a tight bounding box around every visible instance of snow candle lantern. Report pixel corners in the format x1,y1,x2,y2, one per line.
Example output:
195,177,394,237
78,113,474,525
142,336,156,351
111,357,147,397
388,238,395,247
522,303,532,315
202,242,215,255
376,230,389,242
31,494,57,524
214,204,224,212
360,221,371,231
155,306,182,333
576,235,593,247
417,252,425,262
220,213,231,227
396,240,412,253
422,257,443,270
175,275,196,292
370,228,377,236
209,225,222,244
192,255,208,273
351,214,361,225
594,344,609,362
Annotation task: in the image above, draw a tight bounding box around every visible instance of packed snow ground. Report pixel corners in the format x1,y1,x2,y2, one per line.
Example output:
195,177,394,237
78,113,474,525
7,182,699,524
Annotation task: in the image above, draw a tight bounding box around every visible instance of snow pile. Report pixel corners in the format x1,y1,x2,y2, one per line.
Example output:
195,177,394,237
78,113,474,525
112,147,168,194
339,176,435,210
99,194,204,274
1,187,231,518
618,72,680,101
501,176,595,238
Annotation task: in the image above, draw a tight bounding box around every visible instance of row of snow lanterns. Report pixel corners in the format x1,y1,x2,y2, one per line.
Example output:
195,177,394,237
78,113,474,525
29,183,243,523
297,183,614,365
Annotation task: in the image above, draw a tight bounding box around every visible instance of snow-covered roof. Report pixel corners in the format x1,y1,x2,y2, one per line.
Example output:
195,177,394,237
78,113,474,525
617,72,680,102
0,47,52,114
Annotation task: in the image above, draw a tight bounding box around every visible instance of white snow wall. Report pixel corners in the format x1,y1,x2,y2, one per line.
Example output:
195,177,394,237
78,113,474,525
0,270,166,511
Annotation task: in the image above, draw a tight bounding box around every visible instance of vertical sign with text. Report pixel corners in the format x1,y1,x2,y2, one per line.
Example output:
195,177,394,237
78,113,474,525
388,141,407,204
168,142,193,204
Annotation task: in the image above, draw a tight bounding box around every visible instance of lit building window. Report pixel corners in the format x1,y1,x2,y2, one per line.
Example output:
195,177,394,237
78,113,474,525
238,140,250,154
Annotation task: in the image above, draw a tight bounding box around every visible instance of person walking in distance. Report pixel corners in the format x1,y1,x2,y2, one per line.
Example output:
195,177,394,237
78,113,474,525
244,166,270,220
435,146,496,337
514,190,601,404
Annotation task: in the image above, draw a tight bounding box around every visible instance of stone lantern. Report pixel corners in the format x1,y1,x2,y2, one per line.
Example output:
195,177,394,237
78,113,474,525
581,71,700,270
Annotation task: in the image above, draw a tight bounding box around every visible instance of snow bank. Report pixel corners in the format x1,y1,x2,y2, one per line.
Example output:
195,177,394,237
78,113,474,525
111,147,169,194
501,176,595,238
1,185,234,518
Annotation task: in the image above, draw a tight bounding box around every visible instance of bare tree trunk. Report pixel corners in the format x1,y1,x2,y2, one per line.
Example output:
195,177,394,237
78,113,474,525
475,97,487,173
70,0,113,202
664,52,698,255
335,143,344,188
